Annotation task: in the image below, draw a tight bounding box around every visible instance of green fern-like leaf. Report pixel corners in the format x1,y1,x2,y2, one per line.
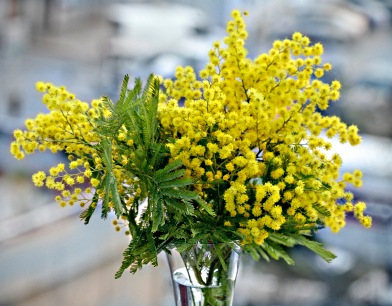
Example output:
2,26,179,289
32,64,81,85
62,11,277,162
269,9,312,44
195,198,216,217
154,169,186,184
154,159,183,180
160,188,199,200
262,241,295,265
88,74,212,277
149,192,164,232
99,138,124,218
313,203,331,217
115,231,159,279
158,177,194,189
268,232,296,247
79,201,96,224
291,234,336,263
164,197,195,215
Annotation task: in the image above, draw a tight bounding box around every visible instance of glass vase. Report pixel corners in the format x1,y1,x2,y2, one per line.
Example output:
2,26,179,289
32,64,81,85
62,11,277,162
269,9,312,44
171,242,241,306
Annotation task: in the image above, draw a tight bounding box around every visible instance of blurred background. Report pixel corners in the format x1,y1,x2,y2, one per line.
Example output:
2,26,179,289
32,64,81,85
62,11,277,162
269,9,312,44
1,0,392,305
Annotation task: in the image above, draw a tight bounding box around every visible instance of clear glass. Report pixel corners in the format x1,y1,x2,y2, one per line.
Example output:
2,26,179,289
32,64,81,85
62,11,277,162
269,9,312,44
172,242,241,306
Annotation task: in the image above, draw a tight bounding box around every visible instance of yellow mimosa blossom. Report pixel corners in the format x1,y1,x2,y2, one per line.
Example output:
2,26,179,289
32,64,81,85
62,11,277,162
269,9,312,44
157,9,371,246
10,9,372,276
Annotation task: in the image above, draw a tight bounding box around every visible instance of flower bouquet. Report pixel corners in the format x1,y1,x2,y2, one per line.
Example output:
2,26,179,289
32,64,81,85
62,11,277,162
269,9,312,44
10,10,371,305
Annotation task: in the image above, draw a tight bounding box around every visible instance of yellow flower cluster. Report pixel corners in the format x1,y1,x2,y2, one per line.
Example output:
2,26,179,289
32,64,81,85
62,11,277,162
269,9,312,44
10,82,107,207
158,10,370,246
11,82,145,237
10,9,371,247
